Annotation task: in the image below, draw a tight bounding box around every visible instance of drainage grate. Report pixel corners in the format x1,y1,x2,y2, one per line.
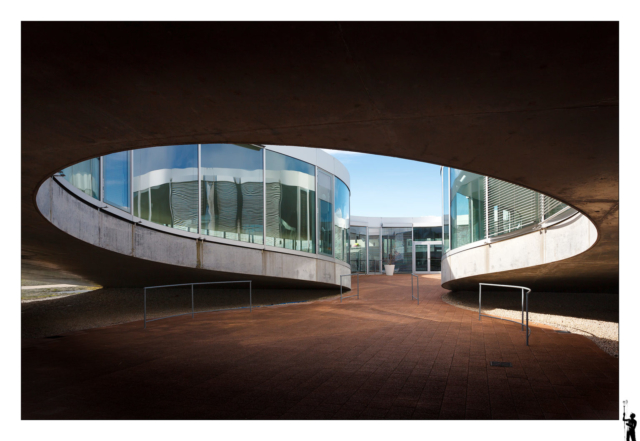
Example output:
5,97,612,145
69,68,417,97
490,361,512,367
556,330,571,334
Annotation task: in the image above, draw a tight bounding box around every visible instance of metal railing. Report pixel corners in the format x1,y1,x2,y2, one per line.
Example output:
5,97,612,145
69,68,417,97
143,280,252,328
340,273,360,302
479,283,532,346
411,273,420,305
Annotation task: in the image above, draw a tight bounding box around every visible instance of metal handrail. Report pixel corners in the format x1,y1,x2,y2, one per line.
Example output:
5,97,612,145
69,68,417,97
340,273,361,302
144,280,252,328
411,273,420,305
479,283,532,346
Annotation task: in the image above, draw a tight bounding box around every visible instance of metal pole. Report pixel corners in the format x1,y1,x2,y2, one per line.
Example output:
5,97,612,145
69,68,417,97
526,291,529,346
412,273,414,299
340,279,343,303
191,284,195,318
144,288,147,329
357,273,359,299
521,288,524,331
417,275,419,305
479,284,482,321
249,281,252,312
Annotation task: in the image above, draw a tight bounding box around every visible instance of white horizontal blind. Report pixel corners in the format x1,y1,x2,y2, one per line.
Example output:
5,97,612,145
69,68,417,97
543,195,569,220
487,178,541,237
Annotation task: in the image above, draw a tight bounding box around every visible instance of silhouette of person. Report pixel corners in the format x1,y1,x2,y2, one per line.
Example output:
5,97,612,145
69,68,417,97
624,412,637,441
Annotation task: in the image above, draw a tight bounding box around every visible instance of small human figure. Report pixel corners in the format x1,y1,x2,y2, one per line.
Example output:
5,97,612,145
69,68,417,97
624,412,637,441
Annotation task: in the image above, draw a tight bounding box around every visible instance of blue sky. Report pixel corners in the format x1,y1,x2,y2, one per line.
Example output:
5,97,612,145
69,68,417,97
323,150,442,218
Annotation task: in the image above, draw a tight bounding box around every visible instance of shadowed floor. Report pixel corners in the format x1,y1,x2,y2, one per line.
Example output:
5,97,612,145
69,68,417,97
21,275,618,420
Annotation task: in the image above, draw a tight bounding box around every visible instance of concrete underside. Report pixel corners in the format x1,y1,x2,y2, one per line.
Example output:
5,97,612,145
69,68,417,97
21,275,618,419
21,22,618,291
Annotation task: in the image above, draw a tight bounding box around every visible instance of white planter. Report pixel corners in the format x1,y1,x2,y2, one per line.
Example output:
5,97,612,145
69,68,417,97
384,264,395,276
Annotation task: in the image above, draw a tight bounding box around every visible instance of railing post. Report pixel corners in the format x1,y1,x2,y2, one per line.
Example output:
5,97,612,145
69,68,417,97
357,273,359,300
412,274,414,299
340,277,343,303
191,284,195,319
526,291,529,346
521,289,524,330
249,281,252,312
479,284,482,321
144,288,147,329
417,275,419,305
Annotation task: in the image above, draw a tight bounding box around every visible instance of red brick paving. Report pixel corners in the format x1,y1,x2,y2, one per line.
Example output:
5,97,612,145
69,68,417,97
21,275,618,419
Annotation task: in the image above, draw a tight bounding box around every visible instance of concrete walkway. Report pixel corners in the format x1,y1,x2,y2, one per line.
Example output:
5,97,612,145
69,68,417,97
21,275,618,420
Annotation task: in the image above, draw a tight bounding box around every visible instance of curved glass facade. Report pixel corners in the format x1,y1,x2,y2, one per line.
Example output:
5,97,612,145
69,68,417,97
57,144,350,263
443,166,577,253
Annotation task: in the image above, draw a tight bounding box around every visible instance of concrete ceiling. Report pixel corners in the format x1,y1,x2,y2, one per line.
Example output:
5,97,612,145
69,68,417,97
21,22,618,291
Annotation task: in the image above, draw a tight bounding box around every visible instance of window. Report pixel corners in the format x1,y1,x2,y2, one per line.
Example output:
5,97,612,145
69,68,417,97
381,227,412,273
201,144,263,244
368,228,381,273
104,151,130,212
349,226,366,273
317,169,333,256
413,226,442,241
133,145,198,232
442,167,450,251
450,169,485,249
265,151,316,253
334,177,350,263
61,158,99,199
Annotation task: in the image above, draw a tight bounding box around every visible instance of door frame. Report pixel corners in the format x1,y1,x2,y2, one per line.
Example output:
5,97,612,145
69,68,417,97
412,241,443,274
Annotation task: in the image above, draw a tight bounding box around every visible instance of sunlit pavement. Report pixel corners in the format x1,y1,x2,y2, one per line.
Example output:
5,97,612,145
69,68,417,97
22,274,618,419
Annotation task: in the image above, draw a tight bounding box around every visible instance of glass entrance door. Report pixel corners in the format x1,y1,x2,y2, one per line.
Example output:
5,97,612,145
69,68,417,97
413,241,443,273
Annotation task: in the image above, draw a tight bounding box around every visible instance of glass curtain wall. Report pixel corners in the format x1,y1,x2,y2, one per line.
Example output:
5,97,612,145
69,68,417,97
334,177,350,263
133,145,198,232
349,226,367,273
368,228,381,273
442,167,450,251
450,169,485,249
317,170,333,256
104,151,130,212
413,227,442,241
201,144,263,244
265,151,316,253
382,227,412,273
62,158,100,199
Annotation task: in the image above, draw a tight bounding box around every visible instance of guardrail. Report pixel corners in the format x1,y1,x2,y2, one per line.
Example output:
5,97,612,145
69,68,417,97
411,273,420,305
340,273,361,302
143,280,252,328
479,283,532,346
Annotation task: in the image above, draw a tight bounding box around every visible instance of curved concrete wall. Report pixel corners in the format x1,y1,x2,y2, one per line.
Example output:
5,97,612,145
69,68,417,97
36,177,351,288
441,213,598,291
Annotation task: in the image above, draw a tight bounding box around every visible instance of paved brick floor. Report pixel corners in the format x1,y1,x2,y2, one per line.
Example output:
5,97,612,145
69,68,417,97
21,275,618,420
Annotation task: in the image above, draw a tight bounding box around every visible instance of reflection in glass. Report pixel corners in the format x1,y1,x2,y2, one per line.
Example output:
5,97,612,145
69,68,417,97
201,144,263,244
62,158,100,199
349,226,367,273
429,244,442,271
318,170,333,256
368,228,381,273
382,227,412,273
133,145,198,232
334,177,350,263
413,227,442,241
415,245,429,272
442,167,450,251
265,151,316,253
104,151,130,212
450,169,485,249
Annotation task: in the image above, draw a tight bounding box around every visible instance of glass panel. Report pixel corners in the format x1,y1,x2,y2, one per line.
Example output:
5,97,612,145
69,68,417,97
415,244,429,272
61,158,100,199
133,145,198,232
200,144,263,244
450,169,486,249
317,170,333,256
265,151,316,253
413,227,442,241
368,227,381,273
429,244,442,271
442,167,450,251
349,226,367,273
104,151,130,212
334,177,350,263
381,227,412,273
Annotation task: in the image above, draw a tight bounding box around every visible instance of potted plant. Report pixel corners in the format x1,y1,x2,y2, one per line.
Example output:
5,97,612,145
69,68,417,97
384,253,396,276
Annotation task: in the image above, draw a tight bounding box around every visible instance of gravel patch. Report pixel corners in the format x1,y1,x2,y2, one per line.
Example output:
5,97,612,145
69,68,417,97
442,291,618,358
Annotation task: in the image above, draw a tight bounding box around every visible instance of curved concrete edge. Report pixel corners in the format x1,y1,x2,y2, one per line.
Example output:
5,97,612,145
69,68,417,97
442,213,598,291
36,178,351,289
